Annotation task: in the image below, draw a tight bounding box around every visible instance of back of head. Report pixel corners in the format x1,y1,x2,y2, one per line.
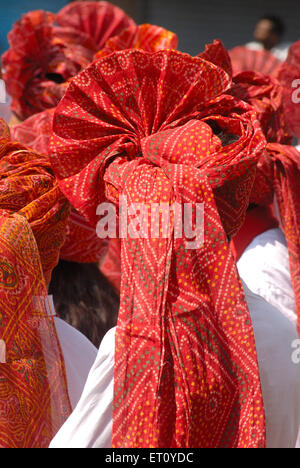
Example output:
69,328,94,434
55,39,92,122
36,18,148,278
49,260,119,347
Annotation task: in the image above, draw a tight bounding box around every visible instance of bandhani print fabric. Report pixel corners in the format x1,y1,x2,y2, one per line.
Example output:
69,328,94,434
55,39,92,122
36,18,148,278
0,120,71,448
198,40,233,77
60,208,109,264
229,71,292,145
229,46,282,77
95,23,178,60
10,108,55,155
1,10,90,120
229,69,300,334
56,1,136,51
277,40,300,140
50,49,266,448
2,2,135,121
9,109,109,266
250,143,300,335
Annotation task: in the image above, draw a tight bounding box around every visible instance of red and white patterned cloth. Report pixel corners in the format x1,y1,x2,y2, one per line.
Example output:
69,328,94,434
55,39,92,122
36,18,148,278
49,49,267,448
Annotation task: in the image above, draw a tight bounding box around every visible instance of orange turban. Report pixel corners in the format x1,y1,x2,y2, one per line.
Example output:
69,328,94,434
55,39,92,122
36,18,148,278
0,119,71,447
10,108,108,265
95,23,178,60
49,49,267,448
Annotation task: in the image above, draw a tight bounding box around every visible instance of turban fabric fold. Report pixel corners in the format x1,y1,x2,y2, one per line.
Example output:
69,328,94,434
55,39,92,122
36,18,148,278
229,69,300,334
277,40,300,140
10,109,108,265
0,120,71,448
50,49,266,448
2,2,135,121
250,143,300,335
95,23,178,60
56,1,136,52
229,46,282,77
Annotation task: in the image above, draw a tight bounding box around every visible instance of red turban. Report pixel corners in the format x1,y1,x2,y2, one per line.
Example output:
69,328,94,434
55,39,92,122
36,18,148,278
229,46,282,77
277,40,300,140
0,119,71,447
198,39,233,77
229,71,292,145
95,23,178,60
50,49,266,448
229,65,300,334
2,2,135,121
10,108,108,265
1,10,92,120
56,1,135,51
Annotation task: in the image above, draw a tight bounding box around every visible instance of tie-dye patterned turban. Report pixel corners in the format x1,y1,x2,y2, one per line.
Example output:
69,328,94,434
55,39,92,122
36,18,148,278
56,1,136,52
277,40,300,140
2,2,135,121
95,23,178,60
10,108,108,265
0,120,70,284
49,49,267,448
229,46,282,77
229,67,300,334
0,119,71,447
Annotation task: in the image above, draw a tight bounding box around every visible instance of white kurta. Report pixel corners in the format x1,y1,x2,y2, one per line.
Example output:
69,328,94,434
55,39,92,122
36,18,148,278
237,227,297,326
0,80,12,123
50,283,300,449
47,296,98,410
245,41,291,61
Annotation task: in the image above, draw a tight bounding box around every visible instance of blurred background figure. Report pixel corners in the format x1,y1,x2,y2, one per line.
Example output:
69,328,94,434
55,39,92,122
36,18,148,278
0,65,12,123
246,15,290,61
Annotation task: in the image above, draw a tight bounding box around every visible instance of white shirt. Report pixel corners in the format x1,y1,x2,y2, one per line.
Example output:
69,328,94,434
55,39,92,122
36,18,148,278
237,228,297,327
50,283,300,448
246,41,291,62
47,296,98,410
0,80,12,123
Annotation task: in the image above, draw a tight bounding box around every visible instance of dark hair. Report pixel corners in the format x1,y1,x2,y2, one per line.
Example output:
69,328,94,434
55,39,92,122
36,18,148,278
259,15,286,36
205,120,240,147
49,260,119,348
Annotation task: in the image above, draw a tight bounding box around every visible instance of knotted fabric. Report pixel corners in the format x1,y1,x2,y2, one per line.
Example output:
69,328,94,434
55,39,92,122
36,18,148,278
50,49,266,448
0,120,71,447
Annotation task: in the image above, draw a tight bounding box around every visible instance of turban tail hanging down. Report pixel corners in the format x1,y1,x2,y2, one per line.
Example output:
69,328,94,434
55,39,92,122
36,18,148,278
50,49,267,448
0,120,72,447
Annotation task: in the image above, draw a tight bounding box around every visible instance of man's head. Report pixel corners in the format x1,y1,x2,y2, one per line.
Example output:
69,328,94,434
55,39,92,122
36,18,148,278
253,15,285,50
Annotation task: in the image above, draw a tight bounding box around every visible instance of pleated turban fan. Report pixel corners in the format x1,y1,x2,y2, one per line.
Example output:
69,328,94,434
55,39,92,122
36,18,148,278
277,39,300,141
2,2,135,120
50,49,267,448
229,46,282,77
0,120,71,448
